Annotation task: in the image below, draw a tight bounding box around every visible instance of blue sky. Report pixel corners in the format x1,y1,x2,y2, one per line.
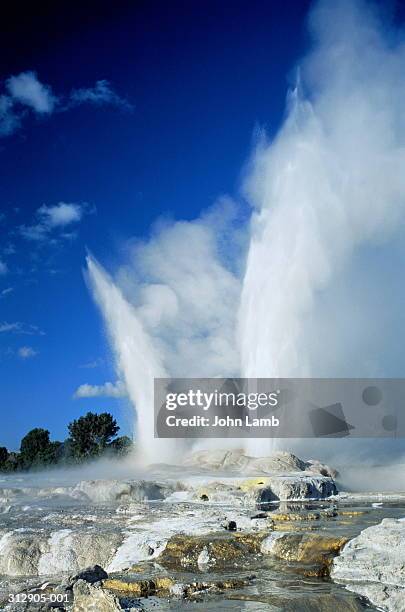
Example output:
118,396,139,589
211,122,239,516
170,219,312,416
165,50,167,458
4,0,402,450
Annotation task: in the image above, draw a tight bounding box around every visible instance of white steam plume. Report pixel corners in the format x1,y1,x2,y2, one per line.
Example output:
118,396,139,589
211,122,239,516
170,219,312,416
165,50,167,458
240,0,405,380
86,256,178,463
88,0,405,464
86,204,241,462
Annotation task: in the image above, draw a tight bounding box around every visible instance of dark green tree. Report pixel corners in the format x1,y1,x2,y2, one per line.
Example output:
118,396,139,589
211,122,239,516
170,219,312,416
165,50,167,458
20,428,61,469
0,447,9,470
68,412,120,459
108,435,133,456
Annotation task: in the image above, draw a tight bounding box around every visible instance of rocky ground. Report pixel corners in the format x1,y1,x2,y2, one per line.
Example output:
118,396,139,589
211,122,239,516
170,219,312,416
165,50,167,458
0,450,404,611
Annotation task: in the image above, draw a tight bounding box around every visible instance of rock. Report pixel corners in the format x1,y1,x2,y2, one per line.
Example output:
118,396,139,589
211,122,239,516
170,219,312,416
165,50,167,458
182,449,339,479
68,564,108,587
242,475,337,504
104,577,174,596
72,479,175,503
116,503,147,515
261,532,348,574
103,574,255,600
270,511,320,521
0,532,43,576
183,449,250,471
193,482,245,505
158,532,264,570
38,530,122,576
344,583,405,612
251,512,268,519
269,475,338,500
337,510,368,517
168,576,255,598
246,452,308,474
222,520,237,531
182,449,307,474
331,517,405,611
73,579,121,611
0,529,122,577
306,459,339,479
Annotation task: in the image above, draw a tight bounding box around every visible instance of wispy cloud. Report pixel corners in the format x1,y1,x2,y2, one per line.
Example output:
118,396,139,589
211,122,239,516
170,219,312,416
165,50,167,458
38,202,83,227
3,244,16,256
19,201,92,243
73,380,127,398
69,80,132,110
18,346,38,359
0,260,8,275
0,322,20,333
0,71,132,138
79,357,104,369
6,71,57,114
18,224,47,242
0,94,21,137
0,321,44,335
1,287,13,296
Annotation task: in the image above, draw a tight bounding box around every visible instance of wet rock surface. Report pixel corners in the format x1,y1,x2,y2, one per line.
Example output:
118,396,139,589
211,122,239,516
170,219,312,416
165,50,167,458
0,453,404,611
72,580,121,612
261,531,348,579
67,564,108,587
331,517,405,611
182,449,338,479
158,532,264,570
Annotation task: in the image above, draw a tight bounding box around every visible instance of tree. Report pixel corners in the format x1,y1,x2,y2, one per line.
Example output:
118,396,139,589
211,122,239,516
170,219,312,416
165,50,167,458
68,412,120,460
0,447,9,469
108,435,133,456
20,428,61,469
0,450,21,473
20,428,50,465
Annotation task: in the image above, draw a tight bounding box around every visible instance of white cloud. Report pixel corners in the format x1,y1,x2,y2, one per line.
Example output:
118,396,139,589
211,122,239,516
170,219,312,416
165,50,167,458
0,260,8,275
79,357,104,369
0,72,132,138
1,287,13,296
19,202,91,243
0,95,21,136
69,80,132,110
73,380,127,398
38,202,83,227
6,71,57,114
19,224,47,242
18,346,38,359
0,322,20,333
0,321,44,335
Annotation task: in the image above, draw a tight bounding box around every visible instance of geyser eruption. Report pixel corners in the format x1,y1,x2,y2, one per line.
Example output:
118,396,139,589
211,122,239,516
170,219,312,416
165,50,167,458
239,0,405,379
88,0,405,463
86,257,179,463
86,208,241,462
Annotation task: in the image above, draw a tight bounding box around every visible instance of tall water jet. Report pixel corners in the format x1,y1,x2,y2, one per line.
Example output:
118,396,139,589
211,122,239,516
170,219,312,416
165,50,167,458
239,0,405,381
238,0,405,456
87,0,405,464
86,210,241,463
86,255,181,463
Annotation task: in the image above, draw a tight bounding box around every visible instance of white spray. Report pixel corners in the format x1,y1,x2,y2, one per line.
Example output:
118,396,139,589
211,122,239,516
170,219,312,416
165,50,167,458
86,256,181,463
87,0,405,463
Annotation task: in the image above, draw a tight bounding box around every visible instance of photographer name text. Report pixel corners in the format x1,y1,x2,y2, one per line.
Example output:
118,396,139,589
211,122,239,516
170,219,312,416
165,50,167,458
165,414,280,428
